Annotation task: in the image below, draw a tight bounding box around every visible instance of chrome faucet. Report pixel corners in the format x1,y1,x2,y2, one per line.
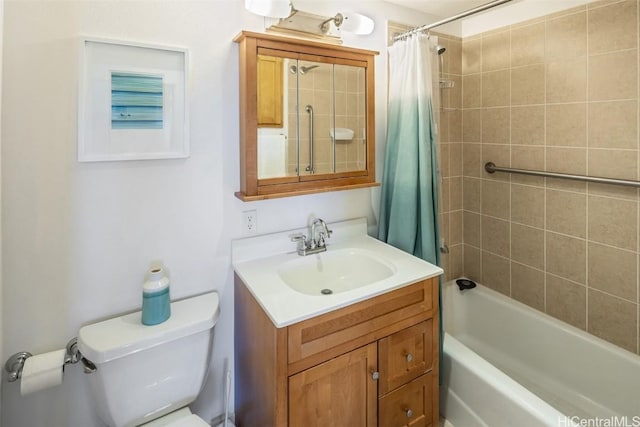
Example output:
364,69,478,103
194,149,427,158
291,218,333,256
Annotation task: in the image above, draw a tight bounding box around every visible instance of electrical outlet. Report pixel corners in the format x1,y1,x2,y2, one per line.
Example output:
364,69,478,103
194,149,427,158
243,210,257,234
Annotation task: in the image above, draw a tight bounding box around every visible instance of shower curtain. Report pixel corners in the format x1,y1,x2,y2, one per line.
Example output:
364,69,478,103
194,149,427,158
378,33,440,267
378,33,442,383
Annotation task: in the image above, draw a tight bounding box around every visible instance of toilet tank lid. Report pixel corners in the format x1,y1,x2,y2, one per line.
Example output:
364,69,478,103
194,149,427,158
77,292,220,364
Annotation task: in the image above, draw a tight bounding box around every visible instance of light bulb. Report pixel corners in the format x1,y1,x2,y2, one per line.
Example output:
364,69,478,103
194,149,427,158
339,12,375,35
244,0,291,18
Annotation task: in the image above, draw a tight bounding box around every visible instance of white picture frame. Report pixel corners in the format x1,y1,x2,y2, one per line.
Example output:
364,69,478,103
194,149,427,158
78,37,189,162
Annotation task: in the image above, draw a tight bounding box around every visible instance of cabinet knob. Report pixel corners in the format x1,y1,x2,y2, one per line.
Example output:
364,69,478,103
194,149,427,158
405,353,413,363
371,371,379,380
404,408,413,418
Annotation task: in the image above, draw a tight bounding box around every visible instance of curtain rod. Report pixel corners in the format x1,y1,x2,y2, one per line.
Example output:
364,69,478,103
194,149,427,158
485,162,640,188
393,0,514,41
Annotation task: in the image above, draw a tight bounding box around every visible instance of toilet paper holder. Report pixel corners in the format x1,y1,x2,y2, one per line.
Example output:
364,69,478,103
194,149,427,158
4,337,96,382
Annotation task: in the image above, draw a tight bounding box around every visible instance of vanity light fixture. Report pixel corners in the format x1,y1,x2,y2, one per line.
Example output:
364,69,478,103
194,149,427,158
320,12,375,35
245,0,375,42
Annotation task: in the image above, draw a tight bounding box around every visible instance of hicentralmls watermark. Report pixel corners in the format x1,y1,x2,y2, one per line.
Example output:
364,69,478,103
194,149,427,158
559,416,640,427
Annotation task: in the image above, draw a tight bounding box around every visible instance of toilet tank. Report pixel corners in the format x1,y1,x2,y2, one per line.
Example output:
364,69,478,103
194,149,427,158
78,292,220,427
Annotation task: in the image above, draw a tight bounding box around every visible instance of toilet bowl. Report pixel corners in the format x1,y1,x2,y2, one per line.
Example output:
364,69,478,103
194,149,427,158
77,292,220,427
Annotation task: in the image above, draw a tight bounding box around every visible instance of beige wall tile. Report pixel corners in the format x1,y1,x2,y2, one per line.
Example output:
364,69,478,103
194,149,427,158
511,106,545,146
447,39,462,75
546,11,587,60
588,195,637,251
481,180,510,219
546,189,587,238
463,74,481,108
463,143,481,176
464,244,481,281
441,178,450,213
482,144,510,182
482,215,510,257
588,242,637,301
448,75,462,109
440,212,450,243
450,143,463,176
511,262,545,311
440,143,450,178
546,57,587,103
463,211,481,247
588,289,638,352
546,231,587,284
463,109,481,143
588,101,638,149
588,149,638,180
511,22,545,67
546,274,587,329
511,145,545,186
450,210,463,245
482,30,510,72
589,49,638,101
463,177,481,212
482,251,511,295
482,70,510,107
450,109,463,143
511,223,545,269
588,0,638,54
511,184,545,228
449,244,464,280
450,176,463,211
587,182,638,202
462,38,482,75
482,107,510,144
546,147,587,175
511,64,545,106
546,103,587,147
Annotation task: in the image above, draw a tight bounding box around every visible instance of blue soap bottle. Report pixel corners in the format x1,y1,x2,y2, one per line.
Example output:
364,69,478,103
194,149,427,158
141,267,171,325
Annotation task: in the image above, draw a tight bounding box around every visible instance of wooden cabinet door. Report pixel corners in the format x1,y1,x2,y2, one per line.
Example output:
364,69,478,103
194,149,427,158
288,343,377,427
379,373,433,427
257,55,283,127
378,320,433,396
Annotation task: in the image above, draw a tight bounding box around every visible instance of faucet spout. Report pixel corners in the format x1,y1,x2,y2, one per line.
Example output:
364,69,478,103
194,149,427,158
311,218,332,249
291,219,333,256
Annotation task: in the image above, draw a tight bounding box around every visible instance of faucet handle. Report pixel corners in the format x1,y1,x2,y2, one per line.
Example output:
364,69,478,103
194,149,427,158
290,233,307,243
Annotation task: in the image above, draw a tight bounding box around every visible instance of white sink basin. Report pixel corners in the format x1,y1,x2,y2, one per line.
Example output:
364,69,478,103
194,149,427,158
277,249,396,295
231,218,443,327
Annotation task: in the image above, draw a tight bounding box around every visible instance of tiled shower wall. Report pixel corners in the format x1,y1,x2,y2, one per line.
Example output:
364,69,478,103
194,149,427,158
448,0,640,354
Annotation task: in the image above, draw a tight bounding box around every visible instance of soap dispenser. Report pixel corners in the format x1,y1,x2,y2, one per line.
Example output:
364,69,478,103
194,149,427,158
141,267,171,325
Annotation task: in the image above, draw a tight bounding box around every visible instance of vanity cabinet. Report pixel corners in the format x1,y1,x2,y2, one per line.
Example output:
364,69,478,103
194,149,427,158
234,276,439,427
233,31,379,200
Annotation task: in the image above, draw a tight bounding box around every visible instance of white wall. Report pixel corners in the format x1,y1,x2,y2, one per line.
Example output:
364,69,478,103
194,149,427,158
0,0,3,422
0,1,434,426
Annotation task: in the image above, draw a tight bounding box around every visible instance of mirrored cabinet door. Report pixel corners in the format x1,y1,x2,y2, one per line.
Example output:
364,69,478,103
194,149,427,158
235,31,378,200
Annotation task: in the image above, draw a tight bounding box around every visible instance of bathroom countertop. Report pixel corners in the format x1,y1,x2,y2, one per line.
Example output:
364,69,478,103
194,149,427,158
231,218,443,327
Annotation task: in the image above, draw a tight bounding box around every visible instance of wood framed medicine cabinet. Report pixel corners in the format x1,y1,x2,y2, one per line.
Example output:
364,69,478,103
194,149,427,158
233,31,379,201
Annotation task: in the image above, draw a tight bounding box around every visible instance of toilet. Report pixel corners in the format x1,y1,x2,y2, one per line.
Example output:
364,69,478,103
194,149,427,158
77,292,220,427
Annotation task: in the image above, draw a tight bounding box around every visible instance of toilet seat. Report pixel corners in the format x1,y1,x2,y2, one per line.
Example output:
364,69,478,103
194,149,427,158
140,408,209,427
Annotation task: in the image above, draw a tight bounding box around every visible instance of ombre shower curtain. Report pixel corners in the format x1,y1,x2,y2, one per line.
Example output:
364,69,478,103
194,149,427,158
378,33,440,267
378,33,442,382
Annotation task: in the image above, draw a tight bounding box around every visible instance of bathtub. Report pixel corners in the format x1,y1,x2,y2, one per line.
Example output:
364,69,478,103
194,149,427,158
440,279,640,427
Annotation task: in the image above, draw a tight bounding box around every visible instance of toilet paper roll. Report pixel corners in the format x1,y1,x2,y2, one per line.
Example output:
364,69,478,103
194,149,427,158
20,349,65,396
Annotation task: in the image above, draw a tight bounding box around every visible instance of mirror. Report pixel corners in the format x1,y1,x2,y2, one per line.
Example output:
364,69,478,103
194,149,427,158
257,57,367,180
235,31,378,200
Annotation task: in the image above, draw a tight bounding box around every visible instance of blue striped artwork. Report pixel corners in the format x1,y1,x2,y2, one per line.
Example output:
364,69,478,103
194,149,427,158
111,72,163,129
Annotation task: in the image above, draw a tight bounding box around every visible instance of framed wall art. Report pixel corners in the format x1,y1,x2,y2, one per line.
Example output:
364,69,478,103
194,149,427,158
78,38,189,162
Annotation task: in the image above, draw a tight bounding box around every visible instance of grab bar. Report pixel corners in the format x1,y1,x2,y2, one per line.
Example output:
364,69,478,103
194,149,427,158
485,162,640,188
305,105,314,173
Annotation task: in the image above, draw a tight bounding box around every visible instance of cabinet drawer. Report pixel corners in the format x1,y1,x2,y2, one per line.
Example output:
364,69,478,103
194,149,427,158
378,320,433,396
288,279,435,372
378,373,433,427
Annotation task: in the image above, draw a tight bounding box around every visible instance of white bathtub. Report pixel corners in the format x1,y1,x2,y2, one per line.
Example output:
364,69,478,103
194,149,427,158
440,279,640,427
